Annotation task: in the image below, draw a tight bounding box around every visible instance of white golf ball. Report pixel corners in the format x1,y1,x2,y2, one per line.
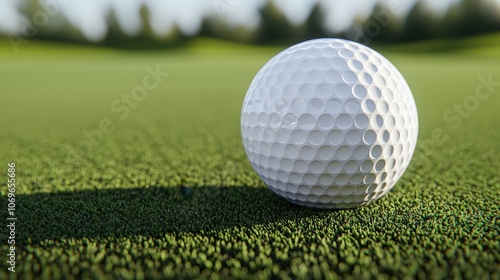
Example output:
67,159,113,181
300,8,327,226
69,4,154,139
241,38,418,209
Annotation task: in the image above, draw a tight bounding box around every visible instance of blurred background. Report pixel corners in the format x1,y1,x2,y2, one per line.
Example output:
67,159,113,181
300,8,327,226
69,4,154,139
1,0,500,47
1,0,500,137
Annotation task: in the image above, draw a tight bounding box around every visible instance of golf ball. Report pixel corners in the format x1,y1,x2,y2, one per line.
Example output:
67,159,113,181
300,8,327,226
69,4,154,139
241,38,418,209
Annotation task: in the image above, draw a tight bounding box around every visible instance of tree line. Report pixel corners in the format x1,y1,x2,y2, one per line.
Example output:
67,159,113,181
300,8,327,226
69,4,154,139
10,0,500,48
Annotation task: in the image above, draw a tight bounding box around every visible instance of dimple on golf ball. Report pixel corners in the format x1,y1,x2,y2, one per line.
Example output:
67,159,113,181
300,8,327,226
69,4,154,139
241,38,418,209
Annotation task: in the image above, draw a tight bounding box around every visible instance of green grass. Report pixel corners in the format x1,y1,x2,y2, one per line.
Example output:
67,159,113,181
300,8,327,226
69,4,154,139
0,35,499,279
383,32,500,55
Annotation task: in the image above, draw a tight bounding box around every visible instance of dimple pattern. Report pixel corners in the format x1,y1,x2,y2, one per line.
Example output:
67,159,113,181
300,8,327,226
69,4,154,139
241,38,418,209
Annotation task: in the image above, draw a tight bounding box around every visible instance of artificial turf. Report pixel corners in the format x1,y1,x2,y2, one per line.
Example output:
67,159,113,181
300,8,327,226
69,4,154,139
0,35,499,279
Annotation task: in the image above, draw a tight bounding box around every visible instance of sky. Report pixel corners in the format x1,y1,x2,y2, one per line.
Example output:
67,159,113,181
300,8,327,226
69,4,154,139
0,0,498,42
